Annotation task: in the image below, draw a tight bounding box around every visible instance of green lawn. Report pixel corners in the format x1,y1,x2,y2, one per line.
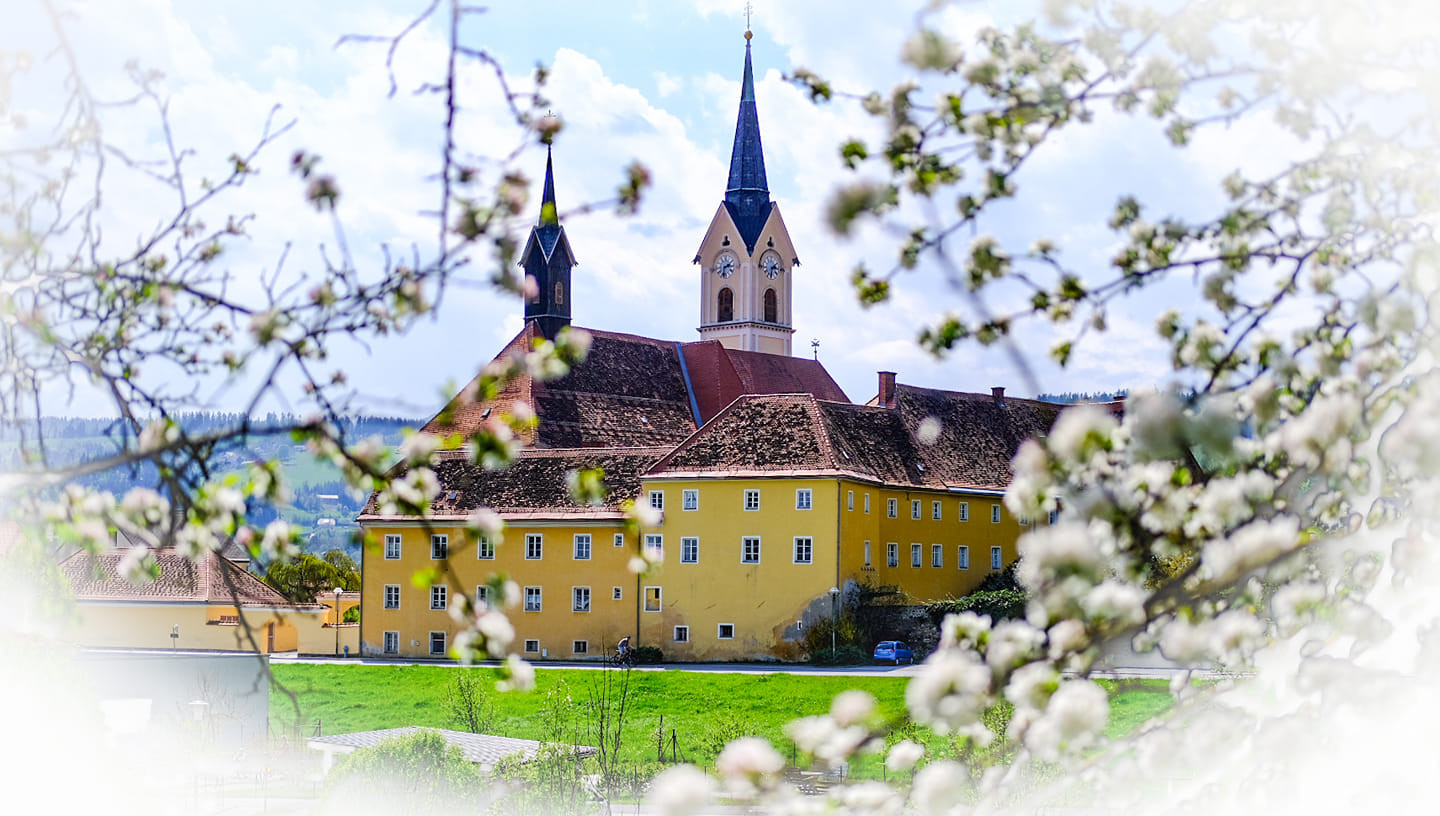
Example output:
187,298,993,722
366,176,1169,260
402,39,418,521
270,665,1175,778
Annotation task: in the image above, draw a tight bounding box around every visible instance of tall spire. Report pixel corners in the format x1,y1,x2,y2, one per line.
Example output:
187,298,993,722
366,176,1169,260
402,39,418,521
520,146,575,340
539,144,558,226
724,29,771,254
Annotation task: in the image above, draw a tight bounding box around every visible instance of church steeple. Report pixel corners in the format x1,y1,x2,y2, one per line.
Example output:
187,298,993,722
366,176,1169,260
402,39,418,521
519,146,576,340
724,31,771,256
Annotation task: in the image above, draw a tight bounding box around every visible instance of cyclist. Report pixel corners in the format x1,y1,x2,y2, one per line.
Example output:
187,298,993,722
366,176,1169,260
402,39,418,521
615,635,632,664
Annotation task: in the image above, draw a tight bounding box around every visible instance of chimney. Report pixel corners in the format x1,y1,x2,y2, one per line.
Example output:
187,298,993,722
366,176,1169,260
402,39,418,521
991,386,1005,406
878,371,897,408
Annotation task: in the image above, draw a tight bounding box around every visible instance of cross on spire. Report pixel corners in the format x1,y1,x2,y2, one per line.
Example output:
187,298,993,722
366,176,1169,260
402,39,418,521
745,2,753,30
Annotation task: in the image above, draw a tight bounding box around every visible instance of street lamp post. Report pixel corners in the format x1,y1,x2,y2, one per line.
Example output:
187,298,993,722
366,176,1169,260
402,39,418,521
333,587,343,657
828,586,840,659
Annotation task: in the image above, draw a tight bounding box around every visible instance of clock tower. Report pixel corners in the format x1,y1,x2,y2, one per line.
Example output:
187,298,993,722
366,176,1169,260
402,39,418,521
694,29,798,356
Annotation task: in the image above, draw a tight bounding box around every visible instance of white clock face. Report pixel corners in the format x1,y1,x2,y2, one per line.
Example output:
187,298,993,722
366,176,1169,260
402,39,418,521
715,251,737,278
761,252,783,280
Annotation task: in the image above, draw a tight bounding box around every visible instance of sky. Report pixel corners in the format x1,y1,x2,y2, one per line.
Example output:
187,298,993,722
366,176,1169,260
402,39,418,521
3,0,1311,420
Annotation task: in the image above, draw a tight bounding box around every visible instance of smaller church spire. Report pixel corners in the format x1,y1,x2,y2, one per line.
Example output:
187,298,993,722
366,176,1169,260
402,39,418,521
539,144,558,226
519,147,576,340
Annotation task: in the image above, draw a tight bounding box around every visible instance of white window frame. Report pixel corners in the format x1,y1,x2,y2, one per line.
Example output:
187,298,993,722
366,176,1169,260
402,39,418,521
573,586,591,613
644,586,662,612
959,502,970,522
384,534,401,560
682,489,699,511
429,631,446,656
681,536,699,564
744,489,760,511
524,639,540,653
847,490,854,511
932,500,943,520
991,545,1003,570
674,625,690,643
864,493,871,514
524,586,542,612
887,542,899,568
717,623,735,639
932,543,943,568
525,533,543,560
644,533,664,561
431,534,449,560
796,489,813,510
612,586,623,600
477,536,495,560
911,543,922,568
911,499,922,520
793,536,813,564
741,536,761,564
383,584,400,610
864,540,872,567
431,585,448,611
649,490,665,511
614,532,625,547
992,504,1001,523
958,545,970,569
475,585,489,609
573,533,592,561
573,640,588,655
887,498,898,518
382,631,399,654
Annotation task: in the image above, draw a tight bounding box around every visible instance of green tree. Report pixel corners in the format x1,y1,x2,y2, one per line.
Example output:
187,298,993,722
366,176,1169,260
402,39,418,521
261,553,355,604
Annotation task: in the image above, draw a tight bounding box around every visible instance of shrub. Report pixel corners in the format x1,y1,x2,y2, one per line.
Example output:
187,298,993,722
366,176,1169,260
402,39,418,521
808,644,871,666
633,645,664,664
325,729,482,807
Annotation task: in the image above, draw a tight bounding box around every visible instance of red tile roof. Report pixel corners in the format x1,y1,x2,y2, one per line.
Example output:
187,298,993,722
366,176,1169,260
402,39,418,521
58,549,302,608
680,341,848,423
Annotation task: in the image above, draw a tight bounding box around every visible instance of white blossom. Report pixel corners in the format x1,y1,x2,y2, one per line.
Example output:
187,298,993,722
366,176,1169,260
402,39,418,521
905,650,991,734
885,739,925,773
645,765,716,816
1022,680,1109,761
715,737,784,795
909,760,969,815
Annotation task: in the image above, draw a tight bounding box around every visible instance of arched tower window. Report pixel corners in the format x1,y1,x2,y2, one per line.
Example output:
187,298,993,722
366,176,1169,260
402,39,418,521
763,288,777,323
555,282,565,305
718,287,734,322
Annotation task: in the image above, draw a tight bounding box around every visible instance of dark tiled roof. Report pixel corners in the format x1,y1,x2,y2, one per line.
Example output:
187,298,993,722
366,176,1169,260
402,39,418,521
421,325,697,449
58,549,299,607
361,446,671,520
681,341,848,424
650,384,1060,491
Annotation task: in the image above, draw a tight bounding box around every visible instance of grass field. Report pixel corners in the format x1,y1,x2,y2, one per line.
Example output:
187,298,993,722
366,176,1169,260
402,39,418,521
271,665,1175,778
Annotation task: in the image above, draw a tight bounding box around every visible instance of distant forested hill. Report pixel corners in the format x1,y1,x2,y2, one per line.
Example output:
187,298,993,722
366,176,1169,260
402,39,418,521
1036,390,1128,405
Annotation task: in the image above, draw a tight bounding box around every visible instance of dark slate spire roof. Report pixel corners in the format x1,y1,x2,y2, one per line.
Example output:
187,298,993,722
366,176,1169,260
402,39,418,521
533,145,565,261
724,36,772,255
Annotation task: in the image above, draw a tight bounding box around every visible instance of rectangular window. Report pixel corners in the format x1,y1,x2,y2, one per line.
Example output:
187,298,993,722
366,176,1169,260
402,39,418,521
573,534,592,560
911,500,922,520
932,543,943,568
573,586,591,613
383,631,398,654
526,533,543,560
932,501,943,520
431,534,449,560
683,489,699,511
959,502,969,522
992,504,1001,523
674,625,690,643
524,586,542,612
649,490,665,511
847,490,854,511
477,536,495,560
475,585,489,609
384,534,401,560
958,545,970,569
717,623,735,639
429,631,446,656
796,489,813,510
991,546,1003,570
524,639,540,653
614,532,625,547
644,533,664,561
887,498,898,518
744,489,760,511
864,540,872,567
644,586,662,612
911,543,922,568
864,494,871,514
383,584,400,609
431,585,448,611
681,536,699,563
742,536,761,564
612,586,623,600
793,536,813,564
573,640,588,655
887,542,899,568
1049,509,1059,525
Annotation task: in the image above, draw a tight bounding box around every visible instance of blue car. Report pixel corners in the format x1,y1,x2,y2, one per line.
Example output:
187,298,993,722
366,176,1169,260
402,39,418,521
873,640,914,664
